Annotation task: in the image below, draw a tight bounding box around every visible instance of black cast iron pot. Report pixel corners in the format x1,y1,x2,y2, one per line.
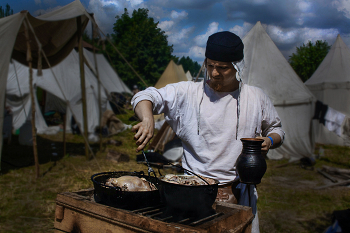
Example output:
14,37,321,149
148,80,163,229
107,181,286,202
91,171,161,210
158,175,219,219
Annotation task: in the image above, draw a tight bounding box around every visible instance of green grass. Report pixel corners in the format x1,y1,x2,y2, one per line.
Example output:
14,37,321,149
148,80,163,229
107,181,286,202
317,144,350,167
258,145,350,233
1,109,350,232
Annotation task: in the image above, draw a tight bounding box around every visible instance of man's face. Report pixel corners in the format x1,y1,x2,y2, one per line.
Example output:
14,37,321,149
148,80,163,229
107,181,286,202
206,58,238,92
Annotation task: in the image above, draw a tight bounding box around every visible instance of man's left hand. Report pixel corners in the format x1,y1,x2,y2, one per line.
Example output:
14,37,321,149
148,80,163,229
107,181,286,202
255,136,272,155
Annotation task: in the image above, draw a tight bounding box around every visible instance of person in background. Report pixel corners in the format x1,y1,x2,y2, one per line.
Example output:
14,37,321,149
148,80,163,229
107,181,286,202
132,85,139,96
131,31,285,233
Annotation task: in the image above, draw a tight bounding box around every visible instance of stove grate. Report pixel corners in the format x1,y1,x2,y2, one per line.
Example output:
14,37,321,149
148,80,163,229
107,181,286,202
131,205,224,226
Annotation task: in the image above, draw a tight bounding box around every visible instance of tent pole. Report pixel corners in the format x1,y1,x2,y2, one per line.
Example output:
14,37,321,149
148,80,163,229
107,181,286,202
92,22,103,152
195,61,205,82
63,114,66,156
23,21,40,179
77,16,90,159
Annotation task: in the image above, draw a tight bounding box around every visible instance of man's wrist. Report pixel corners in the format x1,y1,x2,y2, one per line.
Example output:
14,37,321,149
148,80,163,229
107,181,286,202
267,136,273,146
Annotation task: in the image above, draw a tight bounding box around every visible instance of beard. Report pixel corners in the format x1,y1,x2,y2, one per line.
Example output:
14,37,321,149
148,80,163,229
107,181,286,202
208,80,224,92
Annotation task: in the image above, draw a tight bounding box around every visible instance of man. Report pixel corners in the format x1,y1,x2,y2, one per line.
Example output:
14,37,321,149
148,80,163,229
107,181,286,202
131,31,285,232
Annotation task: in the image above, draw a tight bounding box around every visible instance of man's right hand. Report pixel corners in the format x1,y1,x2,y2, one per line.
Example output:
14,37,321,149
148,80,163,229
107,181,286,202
132,100,155,152
132,117,154,152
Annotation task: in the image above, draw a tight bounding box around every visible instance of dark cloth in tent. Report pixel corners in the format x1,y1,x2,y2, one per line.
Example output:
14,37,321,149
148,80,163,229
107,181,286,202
313,100,328,125
313,100,347,137
71,117,81,135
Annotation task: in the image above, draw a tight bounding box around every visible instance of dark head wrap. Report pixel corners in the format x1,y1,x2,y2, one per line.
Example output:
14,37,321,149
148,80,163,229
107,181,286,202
205,31,244,62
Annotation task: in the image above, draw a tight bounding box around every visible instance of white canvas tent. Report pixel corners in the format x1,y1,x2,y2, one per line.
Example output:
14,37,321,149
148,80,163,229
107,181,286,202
0,0,93,162
241,21,316,160
83,48,132,95
305,35,350,146
186,71,193,81
6,50,108,136
40,50,108,134
6,60,58,135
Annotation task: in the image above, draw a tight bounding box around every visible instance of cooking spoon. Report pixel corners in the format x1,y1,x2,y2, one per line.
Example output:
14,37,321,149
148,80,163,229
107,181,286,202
142,150,157,177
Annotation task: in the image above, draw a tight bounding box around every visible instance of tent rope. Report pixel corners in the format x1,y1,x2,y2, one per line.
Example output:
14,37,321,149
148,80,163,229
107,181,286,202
80,40,132,113
81,54,112,98
105,51,131,94
91,20,103,151
81,53,130,113
97,27,149,87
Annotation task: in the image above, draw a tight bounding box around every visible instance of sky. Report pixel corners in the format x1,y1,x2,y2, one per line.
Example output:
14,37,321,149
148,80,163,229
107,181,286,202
3,0,350,64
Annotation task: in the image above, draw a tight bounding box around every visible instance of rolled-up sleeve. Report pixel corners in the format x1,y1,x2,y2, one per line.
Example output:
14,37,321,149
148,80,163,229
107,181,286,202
131,84,181,115
131,82,191,133
131,87,159,113
261,93,285,143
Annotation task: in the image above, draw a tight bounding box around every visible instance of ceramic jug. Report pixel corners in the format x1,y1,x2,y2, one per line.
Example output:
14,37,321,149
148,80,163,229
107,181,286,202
236,138,267,184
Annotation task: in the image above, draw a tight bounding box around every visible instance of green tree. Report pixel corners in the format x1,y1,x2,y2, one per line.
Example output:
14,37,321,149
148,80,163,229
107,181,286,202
177,56,201,77
107,8,173,89
0,3,14,18
289,40,330,82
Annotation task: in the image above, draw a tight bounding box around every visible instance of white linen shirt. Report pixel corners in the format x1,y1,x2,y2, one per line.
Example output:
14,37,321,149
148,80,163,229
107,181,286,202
132,81,284,185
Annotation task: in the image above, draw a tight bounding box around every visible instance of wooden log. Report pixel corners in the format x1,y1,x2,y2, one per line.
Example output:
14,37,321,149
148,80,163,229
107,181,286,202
322,165,350,175
317,168,338,183
314,179,350,190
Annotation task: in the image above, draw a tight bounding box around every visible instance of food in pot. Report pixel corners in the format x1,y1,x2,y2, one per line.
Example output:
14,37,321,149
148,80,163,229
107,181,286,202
161,174,216,185
105,176,157,191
